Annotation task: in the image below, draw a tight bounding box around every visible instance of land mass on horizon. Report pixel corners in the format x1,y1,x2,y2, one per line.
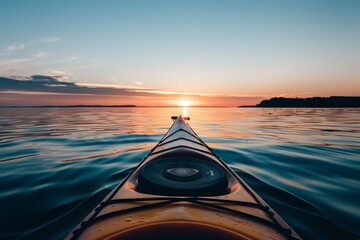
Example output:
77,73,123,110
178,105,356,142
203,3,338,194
240,96,360,108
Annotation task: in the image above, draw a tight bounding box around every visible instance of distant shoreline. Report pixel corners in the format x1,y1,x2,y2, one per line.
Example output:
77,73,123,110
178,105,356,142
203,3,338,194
0,105,137,108
0,105,231,108
239,96,360,108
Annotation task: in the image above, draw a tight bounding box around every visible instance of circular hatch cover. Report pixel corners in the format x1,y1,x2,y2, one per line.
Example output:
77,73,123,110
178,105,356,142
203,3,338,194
137,157,228,196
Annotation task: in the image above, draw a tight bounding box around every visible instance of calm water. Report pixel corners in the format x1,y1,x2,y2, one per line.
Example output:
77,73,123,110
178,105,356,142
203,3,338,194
0,107,359,240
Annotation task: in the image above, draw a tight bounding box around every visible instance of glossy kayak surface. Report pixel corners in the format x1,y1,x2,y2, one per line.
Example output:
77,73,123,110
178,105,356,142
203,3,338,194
66,115,301,240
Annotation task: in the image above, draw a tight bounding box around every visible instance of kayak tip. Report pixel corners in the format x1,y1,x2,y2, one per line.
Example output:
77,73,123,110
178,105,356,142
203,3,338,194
171,115,190,121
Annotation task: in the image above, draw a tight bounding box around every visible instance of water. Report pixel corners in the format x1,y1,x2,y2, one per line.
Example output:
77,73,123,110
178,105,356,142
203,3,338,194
0,107,359,240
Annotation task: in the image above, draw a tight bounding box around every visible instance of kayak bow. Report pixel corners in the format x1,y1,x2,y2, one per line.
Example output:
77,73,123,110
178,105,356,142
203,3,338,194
66,115,301,240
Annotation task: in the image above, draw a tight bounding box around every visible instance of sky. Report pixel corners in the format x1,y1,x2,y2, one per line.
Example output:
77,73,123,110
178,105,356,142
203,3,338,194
0,0,359,106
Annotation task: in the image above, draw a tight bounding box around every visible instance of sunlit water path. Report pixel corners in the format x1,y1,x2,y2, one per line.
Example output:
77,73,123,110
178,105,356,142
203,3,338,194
0,107,359,240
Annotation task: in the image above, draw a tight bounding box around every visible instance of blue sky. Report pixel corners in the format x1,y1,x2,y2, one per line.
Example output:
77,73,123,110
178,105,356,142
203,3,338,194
0,0,359,105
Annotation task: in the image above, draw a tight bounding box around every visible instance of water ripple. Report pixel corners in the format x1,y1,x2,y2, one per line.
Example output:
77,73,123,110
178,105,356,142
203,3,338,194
0,107,359,240
0,153,39,163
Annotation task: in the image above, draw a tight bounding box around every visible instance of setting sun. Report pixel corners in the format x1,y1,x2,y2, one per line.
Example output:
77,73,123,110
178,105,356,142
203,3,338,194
178,100,192,107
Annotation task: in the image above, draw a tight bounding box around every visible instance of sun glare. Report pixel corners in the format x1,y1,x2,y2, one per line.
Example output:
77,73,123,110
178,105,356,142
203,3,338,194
178,100,192,107
182,106,188,117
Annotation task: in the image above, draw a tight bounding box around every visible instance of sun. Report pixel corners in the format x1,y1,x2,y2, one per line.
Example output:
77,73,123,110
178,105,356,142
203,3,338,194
178,100,192,107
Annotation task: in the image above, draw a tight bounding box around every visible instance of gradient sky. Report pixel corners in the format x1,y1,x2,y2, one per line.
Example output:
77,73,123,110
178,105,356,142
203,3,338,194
0,0,359,106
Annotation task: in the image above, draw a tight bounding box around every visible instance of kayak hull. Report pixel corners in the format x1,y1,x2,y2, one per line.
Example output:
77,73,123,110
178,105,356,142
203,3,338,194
66,116,300,240
73,202,292,240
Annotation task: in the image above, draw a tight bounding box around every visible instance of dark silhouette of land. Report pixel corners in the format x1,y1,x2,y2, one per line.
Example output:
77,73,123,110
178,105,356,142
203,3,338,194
244,96,360,108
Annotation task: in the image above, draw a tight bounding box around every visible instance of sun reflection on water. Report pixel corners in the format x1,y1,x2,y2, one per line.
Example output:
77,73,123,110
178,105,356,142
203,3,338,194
182,106,188,117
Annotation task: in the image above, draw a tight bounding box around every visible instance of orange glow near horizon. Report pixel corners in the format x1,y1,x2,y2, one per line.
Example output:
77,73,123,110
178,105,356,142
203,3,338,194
0,91,263,107
177,100,192,107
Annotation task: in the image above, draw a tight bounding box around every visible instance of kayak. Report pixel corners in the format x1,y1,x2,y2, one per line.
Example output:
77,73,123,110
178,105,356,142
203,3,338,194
66,115,301,240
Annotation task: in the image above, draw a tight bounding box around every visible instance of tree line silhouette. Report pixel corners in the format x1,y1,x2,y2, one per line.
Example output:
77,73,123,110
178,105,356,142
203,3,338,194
255,96,360,107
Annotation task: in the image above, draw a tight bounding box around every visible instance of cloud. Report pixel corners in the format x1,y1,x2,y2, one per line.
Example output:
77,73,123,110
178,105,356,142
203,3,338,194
0,51,47,67
0,58,33,66
1,90,76,96
51,70,71,75
42,37,61,43
49,71,76,81
35,51,47,57
6,44,25,51
134,81,143,86
0,74,253,98
0,75,151,96
0,75,263,106
77,82,150,90
70,55,81,61
9,75,32,80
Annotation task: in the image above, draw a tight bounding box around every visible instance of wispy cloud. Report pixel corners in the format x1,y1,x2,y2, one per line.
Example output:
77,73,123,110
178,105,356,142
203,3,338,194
6,44,25,51
35,51,47,58
0,90,77,96
0,75,262,106
70,54,81,61
0,75,150,96
77,82,151,90
51,70,72,76
0,52,89,71
8,75,31,80
49,70,76,81
0,58,33,66
41,37,61,43
0,50,47,66
134,81,143,86
0,75,257,98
